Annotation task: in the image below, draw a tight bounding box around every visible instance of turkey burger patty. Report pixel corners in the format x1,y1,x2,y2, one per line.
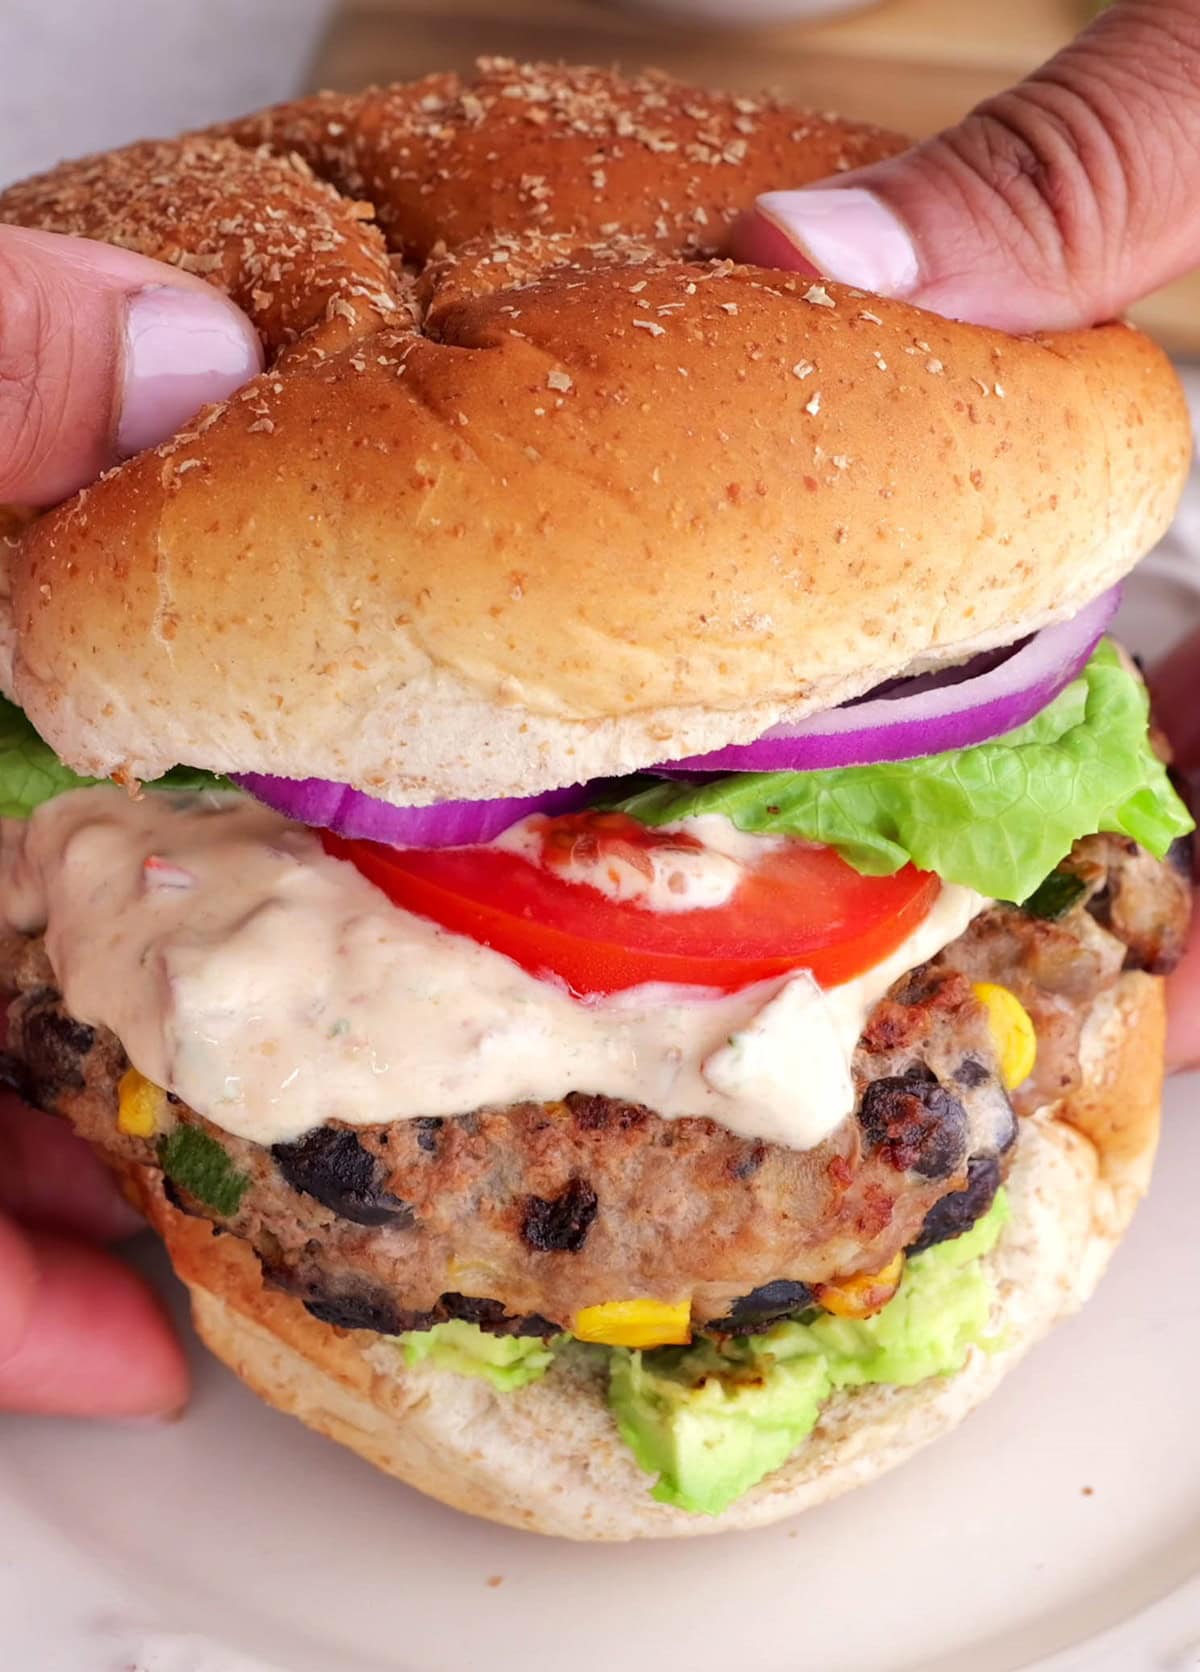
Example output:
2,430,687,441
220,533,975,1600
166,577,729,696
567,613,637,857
0,829,1187,1341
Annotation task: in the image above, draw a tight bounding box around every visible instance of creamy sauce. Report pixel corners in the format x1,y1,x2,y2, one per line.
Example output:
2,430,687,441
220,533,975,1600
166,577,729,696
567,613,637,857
496,811,783,913
0,790,986,1150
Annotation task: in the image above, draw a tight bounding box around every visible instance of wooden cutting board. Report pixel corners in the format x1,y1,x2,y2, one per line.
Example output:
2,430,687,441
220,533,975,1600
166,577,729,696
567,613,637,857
310,0,1199,352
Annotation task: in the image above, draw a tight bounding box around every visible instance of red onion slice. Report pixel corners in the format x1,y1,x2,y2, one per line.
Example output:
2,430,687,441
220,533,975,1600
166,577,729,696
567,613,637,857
235,592,1118,846
232,774,592,848
658,589,1120,774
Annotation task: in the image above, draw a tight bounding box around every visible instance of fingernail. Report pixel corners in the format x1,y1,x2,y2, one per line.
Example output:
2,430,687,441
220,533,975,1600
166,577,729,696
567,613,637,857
755,188,920,297
118,285,263,458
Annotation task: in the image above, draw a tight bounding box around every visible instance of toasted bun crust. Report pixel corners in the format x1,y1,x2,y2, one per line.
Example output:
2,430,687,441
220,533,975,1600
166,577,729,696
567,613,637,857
119,974,1163,1540
0,63,1190,802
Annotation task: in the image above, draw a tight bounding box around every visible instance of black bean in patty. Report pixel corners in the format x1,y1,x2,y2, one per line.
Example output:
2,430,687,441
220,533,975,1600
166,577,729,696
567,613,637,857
295,1281,558,1339
708,1279,816,1335
272,1126,415,1228
952,1056,991,1090
907,1156,1002,1256
858,1067,969,1179
521,1177,599,1253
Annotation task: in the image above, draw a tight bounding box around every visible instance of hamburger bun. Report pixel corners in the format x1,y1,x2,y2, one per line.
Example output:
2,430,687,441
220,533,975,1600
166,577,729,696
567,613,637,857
119,973,1163,1540
0,62,1190,803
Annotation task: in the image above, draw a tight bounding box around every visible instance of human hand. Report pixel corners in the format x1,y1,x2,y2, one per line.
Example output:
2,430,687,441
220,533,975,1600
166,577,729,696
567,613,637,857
733,0,1200,1068
0,225,261,1413
733,0,1200,332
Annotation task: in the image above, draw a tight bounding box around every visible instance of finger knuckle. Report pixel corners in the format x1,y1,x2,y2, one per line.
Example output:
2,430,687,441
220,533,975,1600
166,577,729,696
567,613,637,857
937,88,1121,289
0,250,68,500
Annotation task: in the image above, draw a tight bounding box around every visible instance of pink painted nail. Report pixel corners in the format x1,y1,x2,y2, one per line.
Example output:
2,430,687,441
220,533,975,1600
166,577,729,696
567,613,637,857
754,188,920,297
118,285,263,458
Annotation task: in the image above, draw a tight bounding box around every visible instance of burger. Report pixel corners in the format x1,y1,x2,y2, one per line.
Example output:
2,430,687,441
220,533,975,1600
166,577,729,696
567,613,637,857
0,61,1193,1540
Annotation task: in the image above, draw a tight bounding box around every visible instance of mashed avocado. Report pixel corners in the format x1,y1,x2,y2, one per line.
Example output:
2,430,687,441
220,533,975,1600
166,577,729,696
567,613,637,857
394,1194,1009,1512
609,1192,1009,1515
399,1319,558,1391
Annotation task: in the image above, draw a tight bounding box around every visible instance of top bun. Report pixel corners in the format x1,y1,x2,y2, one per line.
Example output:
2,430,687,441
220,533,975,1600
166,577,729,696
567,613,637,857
0,62,1189,803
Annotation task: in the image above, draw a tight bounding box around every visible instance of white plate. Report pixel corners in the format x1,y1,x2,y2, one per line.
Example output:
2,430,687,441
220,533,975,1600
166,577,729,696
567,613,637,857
1,1073,1198,1672
3,416,1200,1672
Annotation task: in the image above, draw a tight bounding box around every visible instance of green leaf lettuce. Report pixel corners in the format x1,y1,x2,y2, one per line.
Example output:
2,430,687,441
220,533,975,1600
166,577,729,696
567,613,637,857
610,641,1193,902
0,696,230,817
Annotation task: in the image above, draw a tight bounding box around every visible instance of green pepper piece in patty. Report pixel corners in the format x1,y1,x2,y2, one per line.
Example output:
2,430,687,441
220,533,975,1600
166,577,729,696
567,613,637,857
158,1125,251,1217
1021,869,1089,921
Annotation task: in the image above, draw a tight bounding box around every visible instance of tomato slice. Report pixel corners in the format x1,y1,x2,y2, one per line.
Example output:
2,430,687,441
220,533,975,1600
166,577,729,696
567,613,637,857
323,813,940,997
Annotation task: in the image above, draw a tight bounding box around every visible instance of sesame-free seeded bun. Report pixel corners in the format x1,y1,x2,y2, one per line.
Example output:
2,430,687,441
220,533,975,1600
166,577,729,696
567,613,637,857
0,62,1189,802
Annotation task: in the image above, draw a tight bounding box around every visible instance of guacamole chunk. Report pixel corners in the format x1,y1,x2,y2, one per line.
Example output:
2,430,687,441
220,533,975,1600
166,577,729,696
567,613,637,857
609,1192,1010,1515
399,1319,558,1391
391,1196,1009,1512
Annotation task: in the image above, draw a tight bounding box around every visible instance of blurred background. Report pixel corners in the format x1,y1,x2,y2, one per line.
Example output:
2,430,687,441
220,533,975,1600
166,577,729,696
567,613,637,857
0,0,1194,348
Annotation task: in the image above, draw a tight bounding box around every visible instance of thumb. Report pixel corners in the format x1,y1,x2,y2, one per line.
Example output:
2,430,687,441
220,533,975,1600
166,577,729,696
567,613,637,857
734,0,1200,331
0,225,262,507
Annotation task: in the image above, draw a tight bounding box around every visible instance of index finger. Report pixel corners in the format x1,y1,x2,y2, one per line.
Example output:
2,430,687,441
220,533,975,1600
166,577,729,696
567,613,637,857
0,1221,188,1418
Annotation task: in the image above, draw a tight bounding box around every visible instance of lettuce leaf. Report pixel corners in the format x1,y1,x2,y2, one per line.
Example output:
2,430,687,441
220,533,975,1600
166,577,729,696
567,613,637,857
0,696,230,817
610,641,1193,902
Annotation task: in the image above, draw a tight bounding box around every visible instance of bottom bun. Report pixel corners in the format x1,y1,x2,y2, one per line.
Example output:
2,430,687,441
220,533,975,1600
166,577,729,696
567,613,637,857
125,974,1164,1541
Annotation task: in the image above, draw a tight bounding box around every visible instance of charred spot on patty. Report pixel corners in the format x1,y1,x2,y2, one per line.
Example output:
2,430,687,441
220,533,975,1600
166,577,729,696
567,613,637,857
907,1155,1002,1255
160,1172,208,1220
565,1091,651,1134
708,1279,815,1335
260,1259,422,1335
285,1273,558,1340
439,1292,558,1338
414,1117,442,1154
891,968,942,1008
302,1290,406,1335
521,1176,599,1253
861,966,976,1057
17,995,96,1092
512,1313,559,1339
273,1125,415,1228
858,1067,969,1179
438,1292,514,1329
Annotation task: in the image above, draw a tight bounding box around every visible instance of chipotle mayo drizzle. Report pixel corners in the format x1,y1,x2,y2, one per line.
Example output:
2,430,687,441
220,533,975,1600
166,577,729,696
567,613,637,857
0,790,985,1149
